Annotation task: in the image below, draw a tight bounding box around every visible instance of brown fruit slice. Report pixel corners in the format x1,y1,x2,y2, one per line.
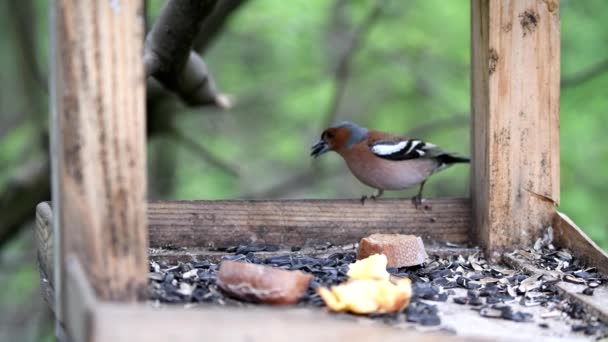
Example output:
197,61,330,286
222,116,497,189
216,260,312,305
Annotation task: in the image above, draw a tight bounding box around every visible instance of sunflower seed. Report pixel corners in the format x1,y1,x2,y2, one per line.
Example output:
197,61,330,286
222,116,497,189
181,269,198,280
582,288,594,296
564,275,586,284
148,272,164,281
541,310,561,319
518,274,542,292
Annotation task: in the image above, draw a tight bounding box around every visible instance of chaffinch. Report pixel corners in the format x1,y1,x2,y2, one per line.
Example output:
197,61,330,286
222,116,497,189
311,121,469,205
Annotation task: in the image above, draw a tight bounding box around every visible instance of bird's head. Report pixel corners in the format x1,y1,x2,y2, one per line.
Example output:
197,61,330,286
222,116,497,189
311,121,368,158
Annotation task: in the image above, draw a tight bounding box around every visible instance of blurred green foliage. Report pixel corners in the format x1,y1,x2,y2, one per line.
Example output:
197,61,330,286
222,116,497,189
159,0,608,248
0,0,607,339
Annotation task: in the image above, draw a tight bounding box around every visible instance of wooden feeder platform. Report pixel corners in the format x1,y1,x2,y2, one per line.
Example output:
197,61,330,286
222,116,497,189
39,0,608,341
36,200,608,341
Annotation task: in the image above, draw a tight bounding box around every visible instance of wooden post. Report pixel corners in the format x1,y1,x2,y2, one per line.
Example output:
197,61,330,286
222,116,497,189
50,0,148,332
471,0,560,254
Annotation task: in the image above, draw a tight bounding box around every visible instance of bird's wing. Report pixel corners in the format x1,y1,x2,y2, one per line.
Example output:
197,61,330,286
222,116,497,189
369,137,443,161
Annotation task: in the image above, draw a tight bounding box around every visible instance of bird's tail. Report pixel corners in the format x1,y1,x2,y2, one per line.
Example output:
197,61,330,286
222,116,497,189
437,153,470,164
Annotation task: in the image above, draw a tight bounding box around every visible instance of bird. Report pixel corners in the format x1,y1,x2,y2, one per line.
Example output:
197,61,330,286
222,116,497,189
310,121,470,206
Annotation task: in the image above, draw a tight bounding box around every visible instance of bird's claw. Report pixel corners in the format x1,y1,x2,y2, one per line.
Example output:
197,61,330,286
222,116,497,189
360,194,379,205
412,194,424,209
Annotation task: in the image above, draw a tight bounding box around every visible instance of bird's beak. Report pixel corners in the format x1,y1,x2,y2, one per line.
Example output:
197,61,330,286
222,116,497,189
311,139,330,158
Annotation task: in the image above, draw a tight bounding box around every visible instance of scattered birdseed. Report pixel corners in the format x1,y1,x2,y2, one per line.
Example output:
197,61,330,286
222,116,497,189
453,297,468,305
147,235,607,337
405,301,441,326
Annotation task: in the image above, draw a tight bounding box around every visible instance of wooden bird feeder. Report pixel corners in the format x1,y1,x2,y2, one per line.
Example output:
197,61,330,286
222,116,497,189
37,0,608,341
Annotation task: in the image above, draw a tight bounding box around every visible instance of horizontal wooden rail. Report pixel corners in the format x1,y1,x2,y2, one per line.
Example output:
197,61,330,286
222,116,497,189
147,198,471,248
37,198,471,251
37,202,608,275
149,245,482,265
93,304,483,342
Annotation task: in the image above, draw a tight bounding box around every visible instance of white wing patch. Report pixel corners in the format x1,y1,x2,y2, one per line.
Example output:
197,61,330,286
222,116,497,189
405,140,420,154
370,139,440,161
371,141,408,155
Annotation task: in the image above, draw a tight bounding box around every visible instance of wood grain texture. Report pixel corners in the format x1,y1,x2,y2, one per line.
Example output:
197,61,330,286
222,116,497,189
39,275,55,316
471,0,560,253
148,199,471,248
50,0,148,314
64,256,97,342
553,211,608,275
93,304,486,342
36,202,56,316
36,202,54,284
36,199,472,268
149,245,481,265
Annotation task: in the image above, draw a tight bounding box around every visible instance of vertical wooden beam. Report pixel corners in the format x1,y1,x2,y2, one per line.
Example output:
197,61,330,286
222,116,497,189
471,0,560,254
50,0,148,330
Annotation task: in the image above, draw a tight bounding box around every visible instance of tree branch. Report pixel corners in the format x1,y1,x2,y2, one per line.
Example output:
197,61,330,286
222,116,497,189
145,0,231,108
6,0,47,93
561,58,608,88
194,0,250,54
321,0,386,130
146,0,216,75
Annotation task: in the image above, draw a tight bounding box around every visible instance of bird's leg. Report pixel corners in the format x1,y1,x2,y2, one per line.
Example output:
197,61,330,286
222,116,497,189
361,189,384,205
412,180,427,208
370,189,384,201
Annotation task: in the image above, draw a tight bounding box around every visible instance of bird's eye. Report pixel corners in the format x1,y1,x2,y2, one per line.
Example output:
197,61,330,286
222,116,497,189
325,132,334,139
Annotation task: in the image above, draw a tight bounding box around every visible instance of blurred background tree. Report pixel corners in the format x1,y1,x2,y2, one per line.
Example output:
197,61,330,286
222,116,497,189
0,0,606,340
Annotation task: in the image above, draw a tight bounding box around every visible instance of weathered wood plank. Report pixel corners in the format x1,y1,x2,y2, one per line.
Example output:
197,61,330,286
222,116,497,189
39,273,55,316
471,0,560,253
36,202,54,287
552,211,608,275
64,256,97,342
50,0,148,328
503,252,608,323
93,304,484,342
148,199,471,248
36,199,471,273
149,245,481,264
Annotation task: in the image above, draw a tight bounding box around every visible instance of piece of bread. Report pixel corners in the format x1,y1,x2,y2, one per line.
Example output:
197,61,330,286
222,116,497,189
347,254,390,280
317,278,412,314
216,260,312,305
357,234,428,267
